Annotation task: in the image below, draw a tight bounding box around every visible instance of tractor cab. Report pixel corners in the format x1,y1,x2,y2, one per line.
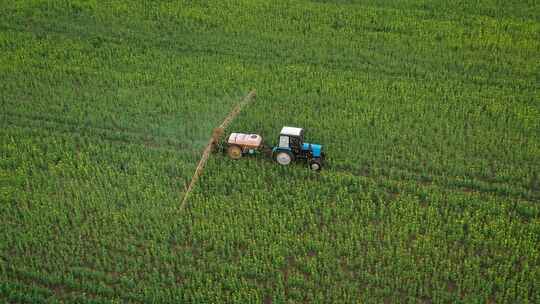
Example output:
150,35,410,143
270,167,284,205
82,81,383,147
273,126,324,170
278,126,304,154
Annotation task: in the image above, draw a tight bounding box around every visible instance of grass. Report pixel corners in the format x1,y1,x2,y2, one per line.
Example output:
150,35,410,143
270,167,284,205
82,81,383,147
1,0,539,303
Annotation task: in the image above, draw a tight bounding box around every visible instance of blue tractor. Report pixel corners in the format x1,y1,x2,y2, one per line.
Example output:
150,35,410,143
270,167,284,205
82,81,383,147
272,126,325,171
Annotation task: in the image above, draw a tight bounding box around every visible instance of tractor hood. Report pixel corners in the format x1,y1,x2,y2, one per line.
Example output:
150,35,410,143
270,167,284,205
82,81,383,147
302,143,323,158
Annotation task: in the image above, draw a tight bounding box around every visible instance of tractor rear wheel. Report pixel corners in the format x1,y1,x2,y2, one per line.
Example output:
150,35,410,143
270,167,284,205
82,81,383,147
309,158,322,171
275,151,294,165
227,145,242,160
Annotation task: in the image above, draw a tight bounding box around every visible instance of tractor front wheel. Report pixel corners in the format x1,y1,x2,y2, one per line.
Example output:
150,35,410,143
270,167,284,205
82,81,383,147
309,158,322,171
227,145,242,160
275,151,294,165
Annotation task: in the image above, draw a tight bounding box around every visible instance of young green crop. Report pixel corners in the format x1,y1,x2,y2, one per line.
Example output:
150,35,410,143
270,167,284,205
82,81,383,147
1,0,539,303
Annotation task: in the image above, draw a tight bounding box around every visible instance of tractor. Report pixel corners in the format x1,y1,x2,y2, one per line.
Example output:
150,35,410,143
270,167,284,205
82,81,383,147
272,126,324,171
224,126,325,171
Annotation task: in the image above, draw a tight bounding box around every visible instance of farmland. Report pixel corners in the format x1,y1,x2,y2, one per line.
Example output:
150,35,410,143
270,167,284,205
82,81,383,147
1,0,539,303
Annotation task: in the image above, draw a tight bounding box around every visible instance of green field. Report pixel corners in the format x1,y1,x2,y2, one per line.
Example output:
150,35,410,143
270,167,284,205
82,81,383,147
1,1,539,303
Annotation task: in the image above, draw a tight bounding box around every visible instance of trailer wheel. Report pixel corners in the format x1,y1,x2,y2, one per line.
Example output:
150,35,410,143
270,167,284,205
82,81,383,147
275,151,294,165
227,145,242,160
309,158,322,171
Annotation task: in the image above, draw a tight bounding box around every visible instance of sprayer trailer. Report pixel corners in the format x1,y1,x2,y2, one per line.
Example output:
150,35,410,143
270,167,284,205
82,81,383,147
226,133,264,159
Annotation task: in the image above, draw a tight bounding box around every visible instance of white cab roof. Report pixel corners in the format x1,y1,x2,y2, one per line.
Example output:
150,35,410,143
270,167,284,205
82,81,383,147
280,126,303,136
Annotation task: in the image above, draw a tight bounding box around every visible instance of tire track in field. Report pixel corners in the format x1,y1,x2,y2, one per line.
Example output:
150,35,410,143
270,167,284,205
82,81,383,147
212,149,537,203
4,122,200,162
210,151,537,203
325,163,539,203
4,267,115,303
1,112,198,153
